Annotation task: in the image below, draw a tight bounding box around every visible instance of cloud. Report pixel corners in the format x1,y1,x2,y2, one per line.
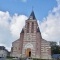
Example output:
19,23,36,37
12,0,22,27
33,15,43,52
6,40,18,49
10,14,27,39
0,11,27,51
0,11,12,51
38,0,60,43
0,11,11,28
56,0,60,5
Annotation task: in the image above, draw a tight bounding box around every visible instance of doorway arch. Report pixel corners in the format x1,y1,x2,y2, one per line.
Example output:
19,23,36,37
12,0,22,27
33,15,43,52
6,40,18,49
25,48,31,57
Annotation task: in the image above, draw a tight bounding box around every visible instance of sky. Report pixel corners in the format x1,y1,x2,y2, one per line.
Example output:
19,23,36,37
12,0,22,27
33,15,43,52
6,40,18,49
0,0,60,51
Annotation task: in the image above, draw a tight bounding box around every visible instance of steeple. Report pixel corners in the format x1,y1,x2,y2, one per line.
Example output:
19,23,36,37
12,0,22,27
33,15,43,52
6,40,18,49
28,10,36,20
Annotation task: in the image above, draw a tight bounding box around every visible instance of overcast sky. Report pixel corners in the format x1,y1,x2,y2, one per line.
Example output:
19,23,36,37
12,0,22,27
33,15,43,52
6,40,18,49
0,0,60,51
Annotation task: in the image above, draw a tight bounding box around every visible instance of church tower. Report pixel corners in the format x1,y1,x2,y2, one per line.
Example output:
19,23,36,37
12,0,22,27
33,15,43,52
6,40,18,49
11,11,51,59
22,11,42,58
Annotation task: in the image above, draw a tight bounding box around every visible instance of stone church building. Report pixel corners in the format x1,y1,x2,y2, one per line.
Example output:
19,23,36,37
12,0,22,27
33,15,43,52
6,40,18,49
11,11,51,59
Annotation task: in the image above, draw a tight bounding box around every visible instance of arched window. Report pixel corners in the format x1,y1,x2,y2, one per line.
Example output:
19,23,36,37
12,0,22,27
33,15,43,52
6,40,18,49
31,22,34,33
27,23,29,33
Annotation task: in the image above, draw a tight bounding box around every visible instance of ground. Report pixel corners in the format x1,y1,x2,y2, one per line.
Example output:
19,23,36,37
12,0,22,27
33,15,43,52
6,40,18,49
0,57,59,60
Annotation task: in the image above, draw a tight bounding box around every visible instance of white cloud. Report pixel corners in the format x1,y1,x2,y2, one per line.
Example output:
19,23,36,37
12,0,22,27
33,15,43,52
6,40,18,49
39,0,60,43
0,11,12,51
56,0,60,5
10,14,27,39
0,11,11,28
0,11,27,51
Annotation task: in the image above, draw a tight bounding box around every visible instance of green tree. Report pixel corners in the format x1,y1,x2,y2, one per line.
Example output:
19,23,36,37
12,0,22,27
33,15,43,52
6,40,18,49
51,45,60,54
49,41,60,54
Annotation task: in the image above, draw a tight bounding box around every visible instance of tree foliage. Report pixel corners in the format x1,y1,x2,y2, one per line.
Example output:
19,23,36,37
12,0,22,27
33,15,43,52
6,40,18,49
51,45,60,54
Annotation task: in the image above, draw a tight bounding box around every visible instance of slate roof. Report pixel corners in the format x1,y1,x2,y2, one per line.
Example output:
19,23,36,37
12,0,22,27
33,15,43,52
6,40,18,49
0,46,5,50
21,29,24,33
0,46,8,52
28,10,36,20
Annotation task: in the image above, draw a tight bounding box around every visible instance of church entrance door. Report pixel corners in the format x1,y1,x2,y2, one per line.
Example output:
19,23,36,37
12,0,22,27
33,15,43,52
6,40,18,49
25,48,31,57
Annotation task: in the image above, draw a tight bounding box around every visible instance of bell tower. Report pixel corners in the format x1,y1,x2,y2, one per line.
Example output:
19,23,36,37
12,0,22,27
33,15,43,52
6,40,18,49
22,11,42,58
24,10,38,34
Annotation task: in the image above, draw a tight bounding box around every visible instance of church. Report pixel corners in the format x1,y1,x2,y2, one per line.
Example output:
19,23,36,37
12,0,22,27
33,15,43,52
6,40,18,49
11,11,51,59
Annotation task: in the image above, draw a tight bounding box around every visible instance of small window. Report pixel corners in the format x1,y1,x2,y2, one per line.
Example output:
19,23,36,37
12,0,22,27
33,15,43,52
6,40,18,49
31,22,34,33
27,23,29,33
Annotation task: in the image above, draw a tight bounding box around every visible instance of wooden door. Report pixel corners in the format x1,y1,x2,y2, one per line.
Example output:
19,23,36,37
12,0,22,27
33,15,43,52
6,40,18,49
25,48,31,57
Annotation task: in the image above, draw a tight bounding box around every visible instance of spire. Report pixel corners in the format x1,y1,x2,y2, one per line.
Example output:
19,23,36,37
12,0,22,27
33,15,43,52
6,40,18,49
28,10,36,20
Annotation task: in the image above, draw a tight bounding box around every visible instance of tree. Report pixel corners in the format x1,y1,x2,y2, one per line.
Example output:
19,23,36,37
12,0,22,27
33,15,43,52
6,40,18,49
51,45,60,54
